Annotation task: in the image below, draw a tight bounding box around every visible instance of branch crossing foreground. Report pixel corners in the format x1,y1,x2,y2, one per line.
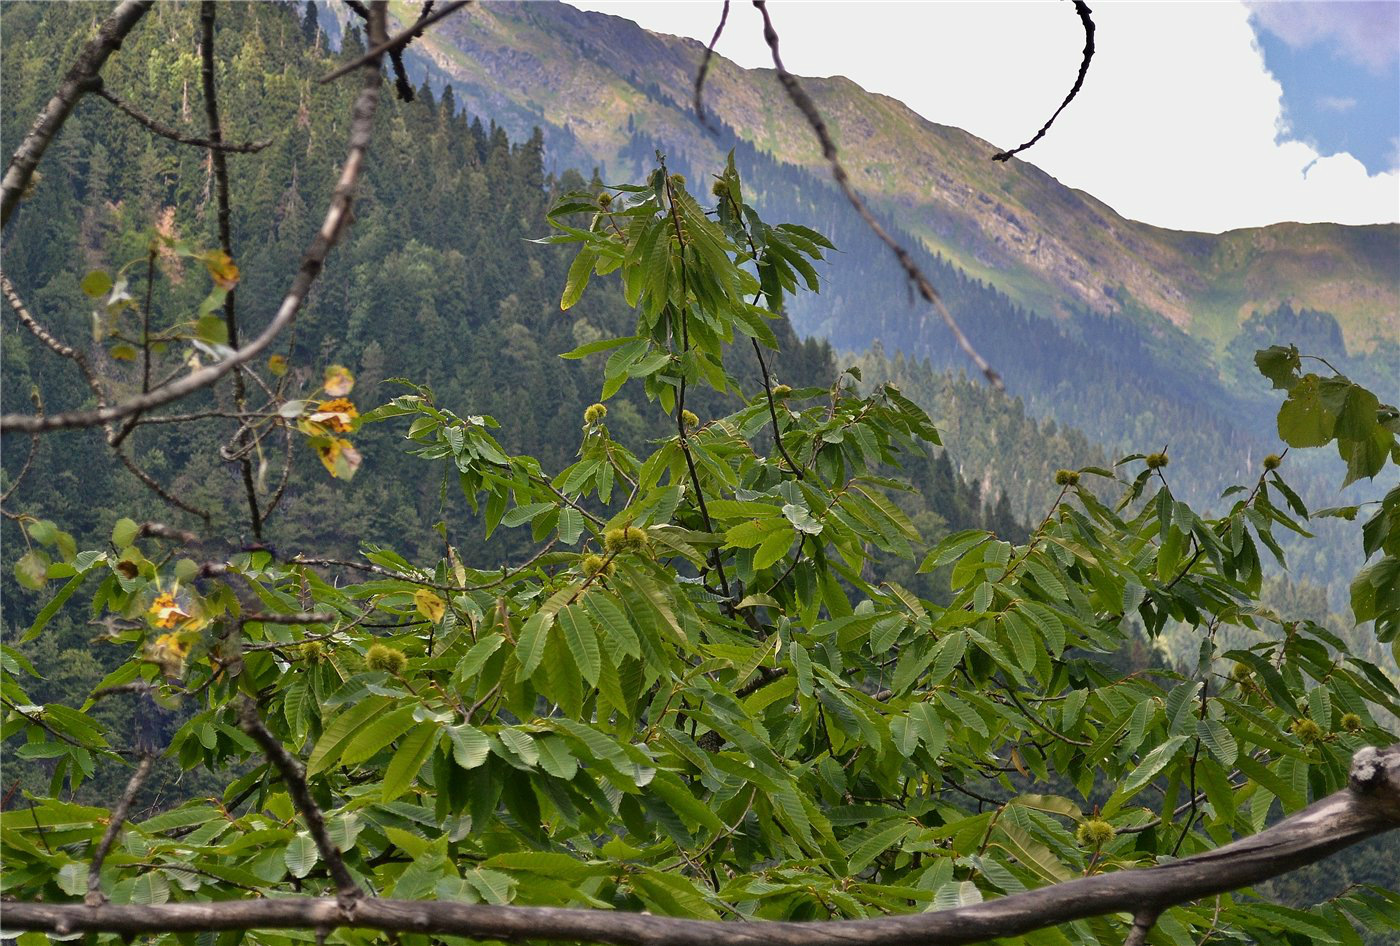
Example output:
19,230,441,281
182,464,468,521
4,747,1396,944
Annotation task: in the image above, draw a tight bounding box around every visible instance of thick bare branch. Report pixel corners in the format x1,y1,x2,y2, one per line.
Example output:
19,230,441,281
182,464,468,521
992,1,1095,162
1122,910,1160,946
750,1,1002,390
4,272,93,374
7,745,1398,944
1,0,154,228
1,10,387,436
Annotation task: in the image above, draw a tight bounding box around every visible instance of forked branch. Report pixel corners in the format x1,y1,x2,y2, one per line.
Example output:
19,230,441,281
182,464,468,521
1,0,155,227
0,4,390,436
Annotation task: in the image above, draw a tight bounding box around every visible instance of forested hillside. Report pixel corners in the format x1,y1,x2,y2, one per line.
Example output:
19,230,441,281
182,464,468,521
2,0,1045,800
3,3,1399,945
352,0,1398,625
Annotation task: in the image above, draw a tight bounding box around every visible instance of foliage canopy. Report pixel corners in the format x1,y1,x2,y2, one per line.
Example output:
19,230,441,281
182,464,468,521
4,148,1400,946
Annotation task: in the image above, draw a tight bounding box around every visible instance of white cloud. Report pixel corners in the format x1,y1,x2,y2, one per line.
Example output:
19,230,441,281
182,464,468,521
571,0,1399,232
1316,95,1358,112
1247,1,1399,76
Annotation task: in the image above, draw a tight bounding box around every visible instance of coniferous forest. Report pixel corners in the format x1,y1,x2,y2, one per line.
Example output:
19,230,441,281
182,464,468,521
2,3,1398,945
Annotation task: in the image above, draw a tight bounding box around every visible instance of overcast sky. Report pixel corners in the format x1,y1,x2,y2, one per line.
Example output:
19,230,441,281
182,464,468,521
568,1,1400,234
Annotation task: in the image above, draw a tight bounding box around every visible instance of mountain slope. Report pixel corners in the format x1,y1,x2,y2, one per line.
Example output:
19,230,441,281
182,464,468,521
388,0,1399,354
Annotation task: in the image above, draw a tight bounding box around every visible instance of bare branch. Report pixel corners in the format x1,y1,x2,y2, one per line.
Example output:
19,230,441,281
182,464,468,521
318,1,473,85
4,272,205,518
0,396,41,507
8,745,1399,944
749,1,1002,390
4,272,89,366
693,0,730,132
1,0,154,227
1122,910,1160,946
86,753,155,905
749,335,805,480
262,422,296,517
95,88,270,152
137,521,203,545
236,698,363,902
243,611,336,625
1,9,388,436
391,1,436,101
115,445,212,522
200,0,263,540
292,542,556,594
87,682,159,704
991,1,1095,162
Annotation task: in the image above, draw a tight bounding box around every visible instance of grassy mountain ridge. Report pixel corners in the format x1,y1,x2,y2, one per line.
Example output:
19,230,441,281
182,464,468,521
387,0,1399,354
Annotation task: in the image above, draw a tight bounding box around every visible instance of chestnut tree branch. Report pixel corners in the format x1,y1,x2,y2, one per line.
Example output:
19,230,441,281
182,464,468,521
8,743,1398,943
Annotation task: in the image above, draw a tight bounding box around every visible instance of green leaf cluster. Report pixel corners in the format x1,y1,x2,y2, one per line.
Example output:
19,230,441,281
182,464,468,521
3,164,1398,946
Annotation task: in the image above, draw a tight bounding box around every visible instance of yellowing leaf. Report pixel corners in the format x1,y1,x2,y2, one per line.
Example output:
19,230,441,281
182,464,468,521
323,364,355,396
148,592,189,629
314,437,362,480
268,354,288,377
309,398,358,433
415,589,446,623
202,250,240,290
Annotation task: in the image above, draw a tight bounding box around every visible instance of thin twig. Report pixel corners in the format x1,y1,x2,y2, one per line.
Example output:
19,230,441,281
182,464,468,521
991,1,1095,162
390,1,435,101
138,521,203,545
0,420,40,506
318,1,472,85
693,0,730,132
243,611,336,625
86,753,156,906
750,1,1002,390
751,340,804,478
293,541,555,594
263,423,296,517
200,1,263,540
95,88,270,153
116,445,211,522
87,682,160,704
662,165,732,601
